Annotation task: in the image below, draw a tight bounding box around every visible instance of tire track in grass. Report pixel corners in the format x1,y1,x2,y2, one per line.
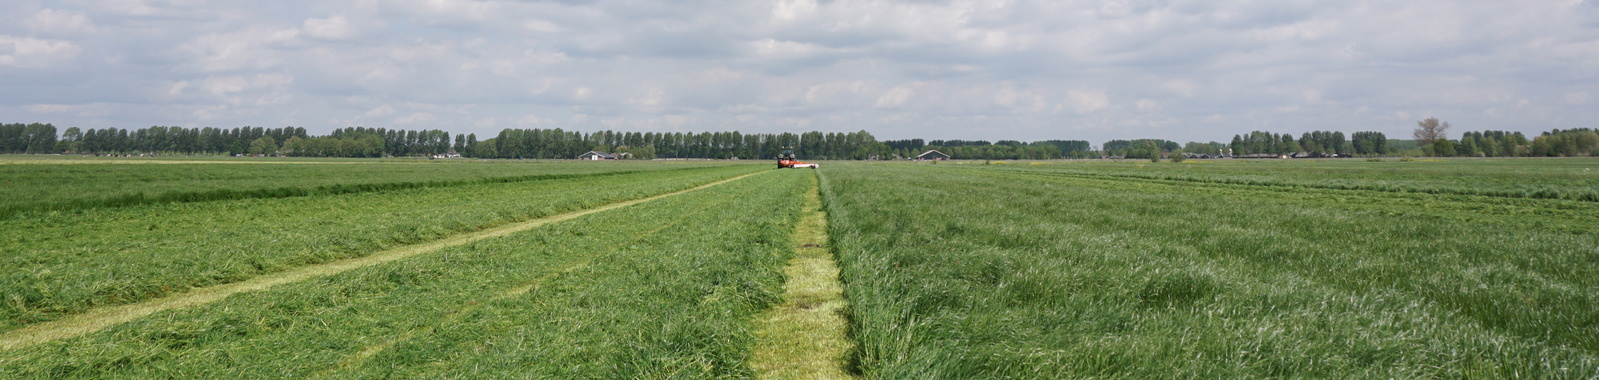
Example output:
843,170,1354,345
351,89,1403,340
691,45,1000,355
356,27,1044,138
313,173,783,376
749,172,857,379
0,170,771,352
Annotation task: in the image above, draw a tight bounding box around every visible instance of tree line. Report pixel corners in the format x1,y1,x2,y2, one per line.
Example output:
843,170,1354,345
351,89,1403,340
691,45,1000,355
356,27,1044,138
3,121,1595,159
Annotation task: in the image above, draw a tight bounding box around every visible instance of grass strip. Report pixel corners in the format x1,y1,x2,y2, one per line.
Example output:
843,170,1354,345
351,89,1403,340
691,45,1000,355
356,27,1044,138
0,171,768,352
749,172,857,379
978,164,1599,202
0,165,712,219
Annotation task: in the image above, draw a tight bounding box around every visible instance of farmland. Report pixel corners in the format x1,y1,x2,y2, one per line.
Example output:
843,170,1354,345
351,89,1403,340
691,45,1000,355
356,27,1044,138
824,159,1598,378
1,156,1596,378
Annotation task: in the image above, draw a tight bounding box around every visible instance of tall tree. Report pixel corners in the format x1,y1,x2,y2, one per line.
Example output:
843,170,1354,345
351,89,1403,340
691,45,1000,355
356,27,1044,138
1414,117,1451,155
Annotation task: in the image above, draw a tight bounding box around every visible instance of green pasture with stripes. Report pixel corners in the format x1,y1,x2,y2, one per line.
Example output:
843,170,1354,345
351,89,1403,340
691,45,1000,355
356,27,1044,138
1,156,1594,378
821,159,1598,378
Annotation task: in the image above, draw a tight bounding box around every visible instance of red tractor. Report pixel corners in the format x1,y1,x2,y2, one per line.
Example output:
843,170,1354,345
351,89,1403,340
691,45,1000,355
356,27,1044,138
777,148,817,169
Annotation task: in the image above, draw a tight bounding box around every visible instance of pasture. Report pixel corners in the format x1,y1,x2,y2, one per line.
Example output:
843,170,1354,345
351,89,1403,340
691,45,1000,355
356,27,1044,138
0,156,1594,378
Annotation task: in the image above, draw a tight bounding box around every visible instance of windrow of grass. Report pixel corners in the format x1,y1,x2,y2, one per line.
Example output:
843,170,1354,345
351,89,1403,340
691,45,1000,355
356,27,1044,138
0,168,807,378
0,159,735,218
986,158,1599,202
0,164,766,332
819,162,1598,378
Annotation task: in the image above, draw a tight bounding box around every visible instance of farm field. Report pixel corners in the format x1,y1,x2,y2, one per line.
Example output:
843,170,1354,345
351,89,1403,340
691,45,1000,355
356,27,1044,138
0,165,811,378
0,156,733,217
1,156,1595,378
983,158,1599,202
0,158,762,331
821,160,1598,378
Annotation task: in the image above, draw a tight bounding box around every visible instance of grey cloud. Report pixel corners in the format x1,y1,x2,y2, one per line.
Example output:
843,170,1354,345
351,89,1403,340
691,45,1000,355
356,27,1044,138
2,0,1595,143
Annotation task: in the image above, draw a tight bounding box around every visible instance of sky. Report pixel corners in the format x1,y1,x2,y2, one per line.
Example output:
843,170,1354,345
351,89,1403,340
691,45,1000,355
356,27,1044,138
2,0,1597,143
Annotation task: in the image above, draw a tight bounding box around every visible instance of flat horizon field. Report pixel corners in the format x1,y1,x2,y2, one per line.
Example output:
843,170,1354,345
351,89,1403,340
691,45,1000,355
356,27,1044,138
1,155,1594,378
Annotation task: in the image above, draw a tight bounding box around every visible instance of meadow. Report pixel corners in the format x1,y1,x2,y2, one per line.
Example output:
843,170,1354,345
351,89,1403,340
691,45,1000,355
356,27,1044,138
0,157,731,218
1,156,1594,378
1,159,761,331
0,165,808,378
822,159,1598,378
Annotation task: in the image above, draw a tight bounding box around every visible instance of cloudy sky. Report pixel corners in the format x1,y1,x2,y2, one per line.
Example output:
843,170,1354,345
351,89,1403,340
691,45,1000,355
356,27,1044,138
3,0,1596,142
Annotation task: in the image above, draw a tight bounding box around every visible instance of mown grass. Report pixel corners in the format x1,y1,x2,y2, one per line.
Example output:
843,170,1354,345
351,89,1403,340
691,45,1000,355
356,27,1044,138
0,158,736,218
0,168,808,378
749,174,856,379
0,164,766,332
820,161,1599,378
987,158,1599,202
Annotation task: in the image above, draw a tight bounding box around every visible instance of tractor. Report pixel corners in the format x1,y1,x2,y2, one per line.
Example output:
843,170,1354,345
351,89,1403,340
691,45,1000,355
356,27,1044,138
776,147,817,169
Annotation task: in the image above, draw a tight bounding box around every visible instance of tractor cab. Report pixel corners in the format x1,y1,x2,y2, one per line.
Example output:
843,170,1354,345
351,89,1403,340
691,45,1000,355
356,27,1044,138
776,147,817,169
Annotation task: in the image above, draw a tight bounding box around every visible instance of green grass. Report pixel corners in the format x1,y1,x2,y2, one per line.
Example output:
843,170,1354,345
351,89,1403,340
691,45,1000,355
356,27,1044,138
820,161,1599,378
0,168,809,378
981,157,1599,202
0,157,737,217
4,157,1596,378
0,164,766,332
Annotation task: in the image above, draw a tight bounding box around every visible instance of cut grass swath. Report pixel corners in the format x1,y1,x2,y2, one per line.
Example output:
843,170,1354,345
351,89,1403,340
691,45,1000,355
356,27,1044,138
749,171,856,379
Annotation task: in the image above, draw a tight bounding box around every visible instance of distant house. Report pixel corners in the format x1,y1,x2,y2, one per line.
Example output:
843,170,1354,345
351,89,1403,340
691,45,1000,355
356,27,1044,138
916,150,951,161
578,151,618,160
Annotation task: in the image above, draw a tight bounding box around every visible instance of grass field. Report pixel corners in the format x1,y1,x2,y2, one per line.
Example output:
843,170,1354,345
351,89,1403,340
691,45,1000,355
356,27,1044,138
1,160,762,331
0,157,732,218
1,156,1595,378
822,160,1598,378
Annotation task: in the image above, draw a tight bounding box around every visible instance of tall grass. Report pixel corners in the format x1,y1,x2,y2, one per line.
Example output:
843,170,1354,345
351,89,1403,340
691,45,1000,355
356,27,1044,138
0,165,765,332
820,162,1599,378
0,168,809,378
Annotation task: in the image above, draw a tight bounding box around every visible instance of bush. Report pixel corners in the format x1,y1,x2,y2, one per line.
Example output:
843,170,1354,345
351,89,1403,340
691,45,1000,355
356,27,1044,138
1168,154,1187,163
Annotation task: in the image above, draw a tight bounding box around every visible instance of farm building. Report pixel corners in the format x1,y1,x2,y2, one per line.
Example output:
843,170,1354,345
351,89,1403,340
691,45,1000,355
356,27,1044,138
578,151,618,160
916,150,951,161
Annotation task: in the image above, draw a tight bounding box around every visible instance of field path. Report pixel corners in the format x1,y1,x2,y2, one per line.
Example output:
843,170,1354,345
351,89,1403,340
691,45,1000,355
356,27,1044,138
0,170,769,352
749,172,857,379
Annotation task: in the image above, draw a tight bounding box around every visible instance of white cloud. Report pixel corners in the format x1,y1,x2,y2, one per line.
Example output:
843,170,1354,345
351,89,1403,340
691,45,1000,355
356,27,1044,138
2,0,1595,142
201,74,293,96
394,112,435,125
303,15,355,40
0,35,81,68
365,104,395,117
1065,90,1110,114
27,9,96,36
1136,99,1161,112
27,104,73,113
1565,92,1590,105
875,85,916,108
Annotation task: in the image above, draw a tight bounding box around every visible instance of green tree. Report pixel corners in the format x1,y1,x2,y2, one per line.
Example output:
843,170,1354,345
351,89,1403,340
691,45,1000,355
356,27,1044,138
1414,118,1450,156
248,136,277,155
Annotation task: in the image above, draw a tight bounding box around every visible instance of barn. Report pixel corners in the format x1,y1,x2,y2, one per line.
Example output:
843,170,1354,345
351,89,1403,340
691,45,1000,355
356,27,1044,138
578,151,618,160
916,150,951,161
